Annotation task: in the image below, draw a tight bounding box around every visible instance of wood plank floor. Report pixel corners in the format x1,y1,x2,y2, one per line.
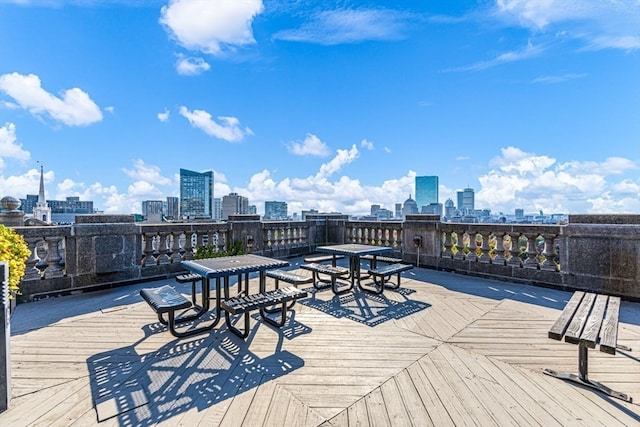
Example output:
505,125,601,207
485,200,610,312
2,261,639,426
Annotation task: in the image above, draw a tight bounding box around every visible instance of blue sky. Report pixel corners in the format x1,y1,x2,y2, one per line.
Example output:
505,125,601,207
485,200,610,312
1,0,638,217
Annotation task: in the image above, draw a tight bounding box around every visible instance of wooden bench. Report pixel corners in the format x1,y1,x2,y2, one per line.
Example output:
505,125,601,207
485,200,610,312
303,254,345,265
362,263,413,294
300,262,352,294
221,286,308,339
543,291,632,402
140,285,221,338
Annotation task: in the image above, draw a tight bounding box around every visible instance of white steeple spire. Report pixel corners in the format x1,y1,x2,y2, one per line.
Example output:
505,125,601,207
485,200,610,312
33,164,52,223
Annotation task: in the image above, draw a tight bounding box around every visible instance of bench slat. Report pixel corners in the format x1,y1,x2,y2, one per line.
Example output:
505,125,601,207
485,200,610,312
300,263,350,277
221,286,307,315
361,254,403,264
303,255,344,263
548,291,585,340
368,263,413,276
580,294,608,348
600,296,621,354
564,292,596,344
266,269,313,285
140,285,192,314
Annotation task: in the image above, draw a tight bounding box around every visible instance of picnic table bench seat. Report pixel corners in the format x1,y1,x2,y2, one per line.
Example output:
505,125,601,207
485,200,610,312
543,291,632,402
140,285,221,338
303,254,345,264
361,263,413,294
221,286,308,338
300,262,352,294
175,272,204,306
361,254,403,265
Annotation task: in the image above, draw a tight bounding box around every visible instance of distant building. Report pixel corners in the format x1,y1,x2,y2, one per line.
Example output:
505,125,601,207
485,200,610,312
180,168,214,220
221,192,249,220
415,176,438,211
515,208,524,221
166,196,179,219
142,200,164,216
421,203,443,216
395,203,402,218
265,201,288,220
444,198,455,220
301,209,319,220
212,198,222,221
457,187,475,214
402,194,419,217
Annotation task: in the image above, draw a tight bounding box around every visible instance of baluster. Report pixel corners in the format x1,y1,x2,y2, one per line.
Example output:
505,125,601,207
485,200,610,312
524,233,540,269
22,237,43,280
466,232,478,262
141,232,156,266
477,232,492,263
540,234,559,271
453,231,465,260
156,232,170,265
442,231,454,258
493,233,506,265
43,236,64,279
170,232,182,263
507,233,523,267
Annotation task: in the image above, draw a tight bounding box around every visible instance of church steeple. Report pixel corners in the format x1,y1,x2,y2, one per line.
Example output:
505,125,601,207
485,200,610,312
33,164,52,223
38,165,46,204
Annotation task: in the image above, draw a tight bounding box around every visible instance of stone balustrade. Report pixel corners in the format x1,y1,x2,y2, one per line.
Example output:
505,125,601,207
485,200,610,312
5,212,639,301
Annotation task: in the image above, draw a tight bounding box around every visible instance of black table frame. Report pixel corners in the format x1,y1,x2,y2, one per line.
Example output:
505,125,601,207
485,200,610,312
182,254,290,338
316,244,394,294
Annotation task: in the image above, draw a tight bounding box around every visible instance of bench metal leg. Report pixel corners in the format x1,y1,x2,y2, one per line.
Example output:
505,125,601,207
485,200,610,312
166,279,222,338
263,278,297,313
543,342,632,402
260,302,288,328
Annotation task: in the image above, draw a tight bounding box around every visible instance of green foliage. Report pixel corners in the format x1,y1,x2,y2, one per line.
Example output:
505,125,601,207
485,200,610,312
0,224,31,295
194,240,245,260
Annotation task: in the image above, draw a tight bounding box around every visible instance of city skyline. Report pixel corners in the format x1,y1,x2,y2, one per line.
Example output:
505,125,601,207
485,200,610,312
0,1,638,217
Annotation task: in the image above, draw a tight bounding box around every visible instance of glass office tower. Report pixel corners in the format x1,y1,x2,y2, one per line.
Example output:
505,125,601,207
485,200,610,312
180,168,214,219
415,176,439,210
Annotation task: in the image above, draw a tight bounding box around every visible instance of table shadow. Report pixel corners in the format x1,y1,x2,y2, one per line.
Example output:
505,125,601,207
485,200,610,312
87,318,306,424
297,285,430,327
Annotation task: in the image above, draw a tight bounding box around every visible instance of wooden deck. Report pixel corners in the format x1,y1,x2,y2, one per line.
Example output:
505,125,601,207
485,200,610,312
2,259,639,426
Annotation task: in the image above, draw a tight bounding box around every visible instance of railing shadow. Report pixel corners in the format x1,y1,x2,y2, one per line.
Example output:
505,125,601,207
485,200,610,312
87,314,307,424
297,284,430,327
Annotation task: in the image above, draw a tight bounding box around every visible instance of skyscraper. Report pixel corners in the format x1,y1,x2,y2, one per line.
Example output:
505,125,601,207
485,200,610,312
457,187,475,213
221,192,249,220
415,176,438,210
180,169,214,219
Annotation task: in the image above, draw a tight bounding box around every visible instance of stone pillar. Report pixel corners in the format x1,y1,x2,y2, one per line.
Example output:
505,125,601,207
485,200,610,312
403,214,440,266
0,196,24,227
564,214,640,299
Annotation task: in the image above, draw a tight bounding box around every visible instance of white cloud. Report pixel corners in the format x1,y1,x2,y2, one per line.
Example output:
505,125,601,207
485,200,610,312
0,168,44,201
287,133,331,156
179,106,252,142
160,0,264,55
531,73,587,84
273,8,412,45
0,72,102,126
157,108,170,122
360,139,375,150
447,39,544,72
175,55,211,75
476,146,640,214
316,144,359,179
494,0,640,51
122,159,172,186
0,122,31,169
